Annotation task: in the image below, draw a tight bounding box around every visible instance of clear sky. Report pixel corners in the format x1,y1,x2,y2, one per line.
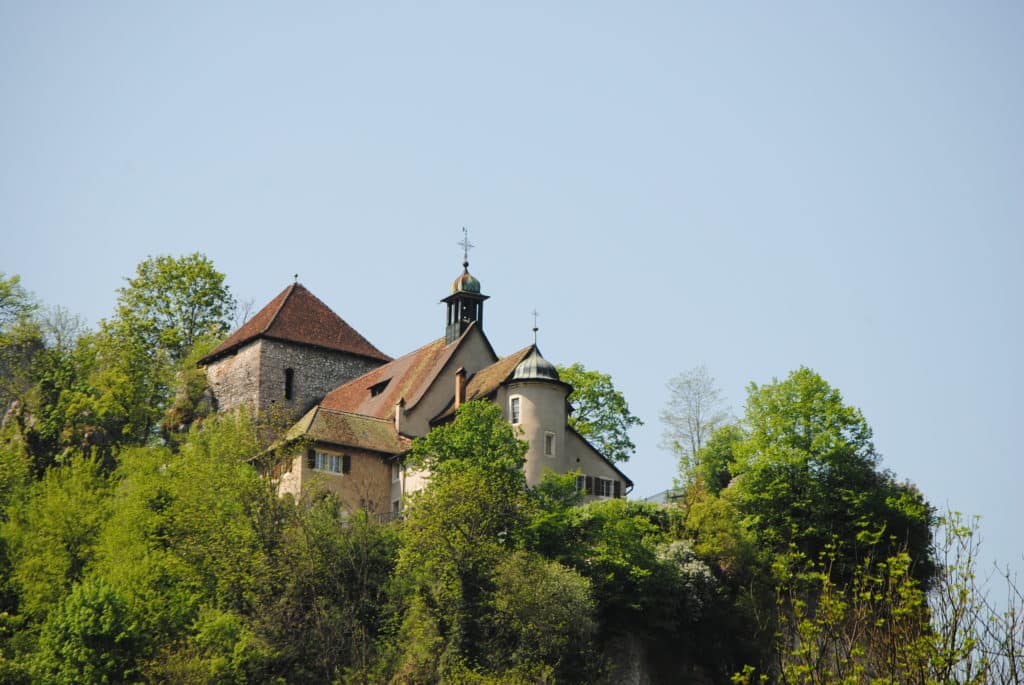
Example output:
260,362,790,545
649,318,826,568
3,2,1022,571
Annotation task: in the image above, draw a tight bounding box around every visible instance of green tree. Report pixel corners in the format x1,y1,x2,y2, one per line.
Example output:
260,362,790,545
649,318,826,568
0,273,41,432
557,363,643,463
86,413,285,680
731,367,934,581
693,423,746,495
87,254,235,446
487,551,597,679
110,253,235,363
34,575,143,685
0,273,36,337
259,498,398,683
757,514,1014,685
1,455,112,623
392,401,604,682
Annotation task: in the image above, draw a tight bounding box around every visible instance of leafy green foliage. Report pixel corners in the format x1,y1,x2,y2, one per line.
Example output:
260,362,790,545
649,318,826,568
694,423,746,495
758,514,1011,685
110,253,235,363
730,367,934,581
262,501,398,683
35,575,143,685
0,273,37,340
393,401,607,682
487,551,597,675
558,363,643,463
4,262,999,683
1,456,112,622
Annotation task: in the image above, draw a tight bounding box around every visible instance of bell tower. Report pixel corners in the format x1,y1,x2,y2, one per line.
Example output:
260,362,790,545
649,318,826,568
442,229,489,343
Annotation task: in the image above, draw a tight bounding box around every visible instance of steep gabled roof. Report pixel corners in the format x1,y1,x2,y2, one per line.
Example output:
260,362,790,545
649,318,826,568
319,323,487,421
199,283,390,365
432,345,535,422
287,406,411,455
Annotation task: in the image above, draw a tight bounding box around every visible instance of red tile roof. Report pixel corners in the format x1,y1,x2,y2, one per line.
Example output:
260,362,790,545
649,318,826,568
318,322,494,424
432,345,534,421
199,283,390,365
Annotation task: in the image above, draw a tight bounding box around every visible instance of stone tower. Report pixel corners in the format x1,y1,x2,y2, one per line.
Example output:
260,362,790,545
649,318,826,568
199,283,390,416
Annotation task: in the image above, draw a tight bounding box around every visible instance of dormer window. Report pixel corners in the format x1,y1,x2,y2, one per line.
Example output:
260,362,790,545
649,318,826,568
369,379,390,397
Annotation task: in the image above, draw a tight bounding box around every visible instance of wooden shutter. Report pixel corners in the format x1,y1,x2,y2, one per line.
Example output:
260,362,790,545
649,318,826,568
585,475,593,495
613,480,621,498
342,454,351,475
306,448,316,469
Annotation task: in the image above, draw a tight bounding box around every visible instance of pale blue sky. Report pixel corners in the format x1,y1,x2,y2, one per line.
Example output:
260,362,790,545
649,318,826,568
3,2,1022,570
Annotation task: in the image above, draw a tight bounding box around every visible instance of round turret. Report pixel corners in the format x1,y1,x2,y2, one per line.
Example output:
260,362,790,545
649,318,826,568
512,347,560,382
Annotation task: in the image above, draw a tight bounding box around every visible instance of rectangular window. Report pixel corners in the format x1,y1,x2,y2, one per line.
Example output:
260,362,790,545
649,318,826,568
314,451,344,474
544,432,555,457
510,397,521,424
284,368,294,400
577,475,615,497
594,477,615,498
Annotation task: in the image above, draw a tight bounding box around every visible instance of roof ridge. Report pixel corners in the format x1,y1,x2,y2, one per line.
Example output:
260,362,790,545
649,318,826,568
316,406,396,423
262,282,298,335
403,326,479,412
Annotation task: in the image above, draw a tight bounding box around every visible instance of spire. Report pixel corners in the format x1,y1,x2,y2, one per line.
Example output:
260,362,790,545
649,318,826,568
459,226,474,270
442,228,489,343
532,309,539,345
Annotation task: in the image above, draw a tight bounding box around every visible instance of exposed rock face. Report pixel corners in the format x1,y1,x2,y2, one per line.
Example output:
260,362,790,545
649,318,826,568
604,632,716,685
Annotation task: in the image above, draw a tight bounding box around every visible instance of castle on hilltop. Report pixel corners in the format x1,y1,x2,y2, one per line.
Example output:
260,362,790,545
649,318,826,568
198,250,632,515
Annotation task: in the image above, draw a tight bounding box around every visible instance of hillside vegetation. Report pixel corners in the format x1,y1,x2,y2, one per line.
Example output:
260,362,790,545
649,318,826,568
1,262,1021,684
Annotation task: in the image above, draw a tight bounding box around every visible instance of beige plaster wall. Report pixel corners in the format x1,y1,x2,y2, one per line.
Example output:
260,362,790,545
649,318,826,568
565,430,628,502
277,446,392,514
402,327,497,436
504,380,569,486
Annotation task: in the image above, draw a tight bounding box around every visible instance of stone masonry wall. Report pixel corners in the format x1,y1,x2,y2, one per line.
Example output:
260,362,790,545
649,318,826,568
205,340,264,414
206,338,385,418
257,338,384,417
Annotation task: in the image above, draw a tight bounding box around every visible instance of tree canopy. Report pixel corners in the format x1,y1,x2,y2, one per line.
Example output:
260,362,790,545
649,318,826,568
558,363,643,463
729,367,934,579
109,253,235,363
5,258,1018,683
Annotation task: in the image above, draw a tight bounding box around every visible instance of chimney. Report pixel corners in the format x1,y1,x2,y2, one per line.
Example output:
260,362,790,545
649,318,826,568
394,398,405,434
455,367,467,409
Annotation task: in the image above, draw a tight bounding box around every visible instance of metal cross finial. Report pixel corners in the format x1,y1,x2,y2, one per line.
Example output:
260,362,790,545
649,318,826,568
531,309,539,345
294,273,299,283
459,227,475,267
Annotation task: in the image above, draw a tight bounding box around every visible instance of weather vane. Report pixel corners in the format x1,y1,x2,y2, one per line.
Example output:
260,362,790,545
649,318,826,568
459,226,474,267
532,309,539,345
